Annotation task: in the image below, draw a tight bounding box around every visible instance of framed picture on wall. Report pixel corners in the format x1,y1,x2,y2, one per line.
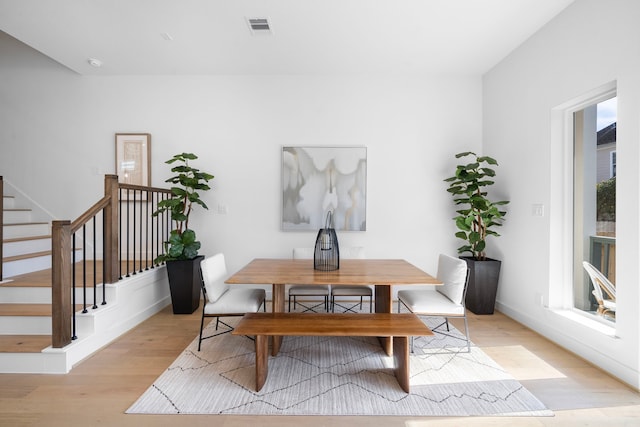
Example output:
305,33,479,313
115,133,151,187
282,146,367,231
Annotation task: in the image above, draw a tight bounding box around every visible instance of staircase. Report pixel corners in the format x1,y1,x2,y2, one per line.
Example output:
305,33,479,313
1,187,172,373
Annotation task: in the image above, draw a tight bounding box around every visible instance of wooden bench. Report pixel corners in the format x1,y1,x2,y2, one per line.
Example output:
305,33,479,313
232,312,433,393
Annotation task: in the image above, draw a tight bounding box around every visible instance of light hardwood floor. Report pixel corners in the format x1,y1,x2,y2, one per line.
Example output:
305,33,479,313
0,304,639,426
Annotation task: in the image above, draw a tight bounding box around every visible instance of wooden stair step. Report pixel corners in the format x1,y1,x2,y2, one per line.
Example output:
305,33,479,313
1,262,105,288
0,335,51,353
0,303,53,316
2,221,48,226
0,304,85,316
3,250,52,263
3,235,51,244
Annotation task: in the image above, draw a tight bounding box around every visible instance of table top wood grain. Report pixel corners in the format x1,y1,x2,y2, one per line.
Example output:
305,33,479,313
225,258,441,286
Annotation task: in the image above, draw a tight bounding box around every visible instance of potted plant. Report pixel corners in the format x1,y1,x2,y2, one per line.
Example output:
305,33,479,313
154,152,214,314
444,151,509,314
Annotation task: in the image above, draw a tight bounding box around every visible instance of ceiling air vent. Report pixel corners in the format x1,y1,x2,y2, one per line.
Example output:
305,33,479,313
247,17,272,35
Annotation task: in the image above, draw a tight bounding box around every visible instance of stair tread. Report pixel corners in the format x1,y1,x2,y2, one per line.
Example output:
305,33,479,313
0,303,84,316
1,260,145,287
3,221,48,226
3,234,51,243
0,303,53,316
3,250,52,263
0,335,50,353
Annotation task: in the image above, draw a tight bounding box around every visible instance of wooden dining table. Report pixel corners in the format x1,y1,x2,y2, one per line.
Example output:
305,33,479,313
225,258,441,355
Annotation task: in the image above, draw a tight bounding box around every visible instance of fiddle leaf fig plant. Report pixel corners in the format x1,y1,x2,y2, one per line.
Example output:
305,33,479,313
444,151,509,261
153,152,214,263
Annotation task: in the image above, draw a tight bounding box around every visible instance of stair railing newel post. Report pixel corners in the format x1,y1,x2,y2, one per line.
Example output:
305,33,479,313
52,220,73,348
104,174,120,285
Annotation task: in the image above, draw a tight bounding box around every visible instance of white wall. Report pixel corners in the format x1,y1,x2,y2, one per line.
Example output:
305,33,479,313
484,0,640,387
0,31,482,283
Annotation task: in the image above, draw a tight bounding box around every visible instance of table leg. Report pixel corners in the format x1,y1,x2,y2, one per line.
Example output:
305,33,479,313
393,335,410,393
375,284,393,355
255,335,268,391
271,283,285,356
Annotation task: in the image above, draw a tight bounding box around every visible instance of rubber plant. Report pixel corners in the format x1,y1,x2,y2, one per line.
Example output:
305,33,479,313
153,152,214,263
444,151,509,261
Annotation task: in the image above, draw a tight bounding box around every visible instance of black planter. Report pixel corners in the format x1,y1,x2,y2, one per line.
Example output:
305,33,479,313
165,255,204,314
461,257,502,315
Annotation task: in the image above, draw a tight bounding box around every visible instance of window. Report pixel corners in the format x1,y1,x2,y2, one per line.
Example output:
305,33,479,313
610,151,616,178
573,95,617,322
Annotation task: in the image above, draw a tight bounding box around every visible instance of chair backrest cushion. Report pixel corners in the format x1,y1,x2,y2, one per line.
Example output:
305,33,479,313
200,253,229,303
341,246,365,259
436,254,468,304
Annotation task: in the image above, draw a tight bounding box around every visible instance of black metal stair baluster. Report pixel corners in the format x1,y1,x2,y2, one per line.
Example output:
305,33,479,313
102,209,107,305
92,216,98,310
118,188,123,280
126,189,130,277
139,188,143,273
145,190,149,271
132,190,137,275
150,191,155,269
72,233,77,340
82,224,87,314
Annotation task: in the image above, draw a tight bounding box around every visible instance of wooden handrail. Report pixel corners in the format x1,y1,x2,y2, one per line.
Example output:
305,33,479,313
71,196,110,232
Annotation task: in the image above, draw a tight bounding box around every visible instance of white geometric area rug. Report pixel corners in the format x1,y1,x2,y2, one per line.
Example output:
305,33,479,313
127,314,552,417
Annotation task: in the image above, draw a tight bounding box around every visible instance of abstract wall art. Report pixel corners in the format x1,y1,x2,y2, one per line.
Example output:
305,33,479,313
282,146,367,231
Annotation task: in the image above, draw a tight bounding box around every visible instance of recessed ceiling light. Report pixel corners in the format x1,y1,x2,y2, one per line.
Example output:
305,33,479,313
87,58,102,67
246,17,272,35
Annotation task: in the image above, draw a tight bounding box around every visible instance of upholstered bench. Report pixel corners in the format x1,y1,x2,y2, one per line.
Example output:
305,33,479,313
232,312,433,392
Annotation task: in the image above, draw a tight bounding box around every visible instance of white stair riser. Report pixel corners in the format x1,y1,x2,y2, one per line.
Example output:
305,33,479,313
3,210,32,223
3,223,50,239
0,283,116,304
2,197,16,209
0,316,51,334
3,256,52,278
0,312,97,335
3,238,51,258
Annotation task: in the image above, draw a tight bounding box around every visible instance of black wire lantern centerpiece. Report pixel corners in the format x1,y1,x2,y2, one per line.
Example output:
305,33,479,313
314,211,340,271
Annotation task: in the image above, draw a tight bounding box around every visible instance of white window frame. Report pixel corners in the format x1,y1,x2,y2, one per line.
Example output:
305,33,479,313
549,81,617,332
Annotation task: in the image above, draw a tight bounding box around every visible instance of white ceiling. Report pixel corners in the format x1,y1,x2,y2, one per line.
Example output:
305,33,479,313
0,0,575,76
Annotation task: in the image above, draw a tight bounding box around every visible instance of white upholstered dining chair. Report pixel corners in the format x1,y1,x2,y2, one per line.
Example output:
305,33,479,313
198,253,266,351
288,247,330,312
397,253,471,352
330,246,373,313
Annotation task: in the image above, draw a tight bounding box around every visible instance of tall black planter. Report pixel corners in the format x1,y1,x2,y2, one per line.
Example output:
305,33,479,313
462,257,502,315
165,255,204,314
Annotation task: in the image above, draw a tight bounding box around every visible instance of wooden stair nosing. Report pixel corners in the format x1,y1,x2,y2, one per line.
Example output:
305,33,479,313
3,234,51,244
0,303,84,316
2,222,48,227
3,250,52,263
